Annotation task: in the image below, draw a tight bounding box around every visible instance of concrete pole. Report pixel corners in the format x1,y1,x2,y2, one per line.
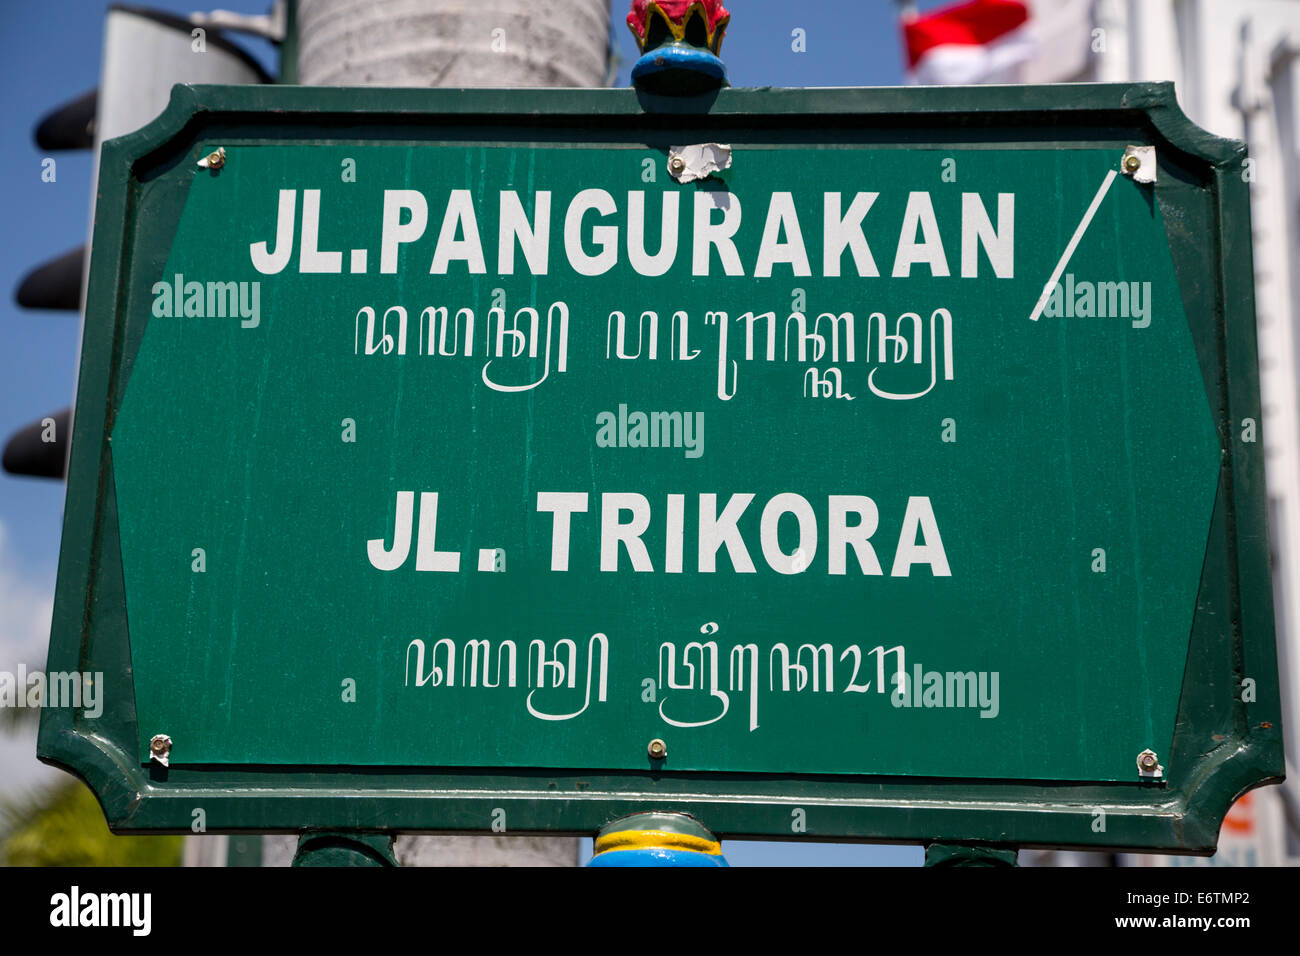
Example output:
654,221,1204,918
265,0,613,868
294,0,611,87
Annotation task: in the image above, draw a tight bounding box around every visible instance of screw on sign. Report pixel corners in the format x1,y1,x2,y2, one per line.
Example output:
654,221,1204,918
148,734,172,767
1136,750,1163,779
196,146,226,170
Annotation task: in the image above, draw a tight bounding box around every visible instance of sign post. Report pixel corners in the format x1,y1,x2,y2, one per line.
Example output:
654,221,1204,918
39,80,1282,857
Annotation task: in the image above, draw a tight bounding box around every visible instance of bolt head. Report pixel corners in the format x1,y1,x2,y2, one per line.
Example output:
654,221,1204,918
1137,749,1159,771
150,734,171,754
647,738,667,759
203,148,226,169
1123,154,1142,172
668,156,685,173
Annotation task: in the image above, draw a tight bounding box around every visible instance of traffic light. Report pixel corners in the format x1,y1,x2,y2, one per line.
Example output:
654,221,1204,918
5,5,271,480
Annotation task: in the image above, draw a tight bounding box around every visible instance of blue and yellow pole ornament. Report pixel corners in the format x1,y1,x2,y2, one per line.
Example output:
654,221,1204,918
626,0,731,96
589,811,730,867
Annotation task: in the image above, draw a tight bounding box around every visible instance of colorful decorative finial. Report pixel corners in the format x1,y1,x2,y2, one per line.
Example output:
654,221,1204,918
627,1,731,95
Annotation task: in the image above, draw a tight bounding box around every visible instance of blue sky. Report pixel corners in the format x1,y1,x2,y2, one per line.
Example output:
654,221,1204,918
0,0,959,866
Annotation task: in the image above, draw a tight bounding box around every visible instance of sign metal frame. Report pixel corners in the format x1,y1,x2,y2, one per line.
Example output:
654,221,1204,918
39,82,1283,852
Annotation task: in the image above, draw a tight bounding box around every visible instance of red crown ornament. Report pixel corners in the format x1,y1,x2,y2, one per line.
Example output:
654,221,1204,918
627,1,731,57
627,0,731,95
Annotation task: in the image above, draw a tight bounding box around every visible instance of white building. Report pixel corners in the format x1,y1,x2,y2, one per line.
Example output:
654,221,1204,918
1023,0,1300,866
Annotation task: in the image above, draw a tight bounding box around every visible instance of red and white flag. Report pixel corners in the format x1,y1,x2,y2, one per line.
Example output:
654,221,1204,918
903,0,1035,85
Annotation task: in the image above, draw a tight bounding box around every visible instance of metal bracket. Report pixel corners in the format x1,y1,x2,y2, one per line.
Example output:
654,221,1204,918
189,0,287,43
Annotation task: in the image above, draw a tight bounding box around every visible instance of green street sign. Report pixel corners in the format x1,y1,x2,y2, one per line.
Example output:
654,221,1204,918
40,83,1283,851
